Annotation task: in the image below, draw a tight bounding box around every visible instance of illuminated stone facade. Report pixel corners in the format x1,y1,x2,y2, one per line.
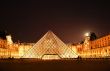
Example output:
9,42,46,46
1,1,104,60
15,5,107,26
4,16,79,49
0,35,34,58
0,38,19,58
0,31,110,59
77,34,110,58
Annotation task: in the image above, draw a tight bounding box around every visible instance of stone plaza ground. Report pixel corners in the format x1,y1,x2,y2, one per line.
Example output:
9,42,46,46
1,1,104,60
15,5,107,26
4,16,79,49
0,58,110,71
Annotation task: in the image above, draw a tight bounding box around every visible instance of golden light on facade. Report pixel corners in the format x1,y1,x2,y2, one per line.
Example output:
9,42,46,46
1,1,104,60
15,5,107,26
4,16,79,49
6,35,13,45
0,31,110,59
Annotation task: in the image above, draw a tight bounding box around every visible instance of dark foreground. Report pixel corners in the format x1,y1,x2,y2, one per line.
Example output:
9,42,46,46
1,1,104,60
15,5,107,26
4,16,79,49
0,58,110,71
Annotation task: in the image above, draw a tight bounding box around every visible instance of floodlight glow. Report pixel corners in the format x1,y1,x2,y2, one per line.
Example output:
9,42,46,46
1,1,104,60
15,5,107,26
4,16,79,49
85,32,90,37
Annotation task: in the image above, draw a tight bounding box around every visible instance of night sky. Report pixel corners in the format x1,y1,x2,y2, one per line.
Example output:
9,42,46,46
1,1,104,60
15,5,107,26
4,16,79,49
0,1,110,43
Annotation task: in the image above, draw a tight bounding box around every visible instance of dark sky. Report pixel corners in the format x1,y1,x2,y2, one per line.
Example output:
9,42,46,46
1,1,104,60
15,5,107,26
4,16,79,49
0,0,110,43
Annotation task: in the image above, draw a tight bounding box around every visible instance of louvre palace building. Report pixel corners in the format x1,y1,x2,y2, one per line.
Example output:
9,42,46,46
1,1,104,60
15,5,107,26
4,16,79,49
0,31,110,59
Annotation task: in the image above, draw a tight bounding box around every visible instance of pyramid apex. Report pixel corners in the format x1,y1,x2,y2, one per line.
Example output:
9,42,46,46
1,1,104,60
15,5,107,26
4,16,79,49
47,30,54,34
48,30,53,32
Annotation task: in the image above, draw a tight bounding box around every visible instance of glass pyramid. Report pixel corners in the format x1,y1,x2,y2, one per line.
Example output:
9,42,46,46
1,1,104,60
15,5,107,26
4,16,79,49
22,31,78,59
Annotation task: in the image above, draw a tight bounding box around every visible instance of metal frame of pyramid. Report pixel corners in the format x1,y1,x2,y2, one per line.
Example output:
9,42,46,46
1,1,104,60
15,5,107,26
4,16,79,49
22,31,78,59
